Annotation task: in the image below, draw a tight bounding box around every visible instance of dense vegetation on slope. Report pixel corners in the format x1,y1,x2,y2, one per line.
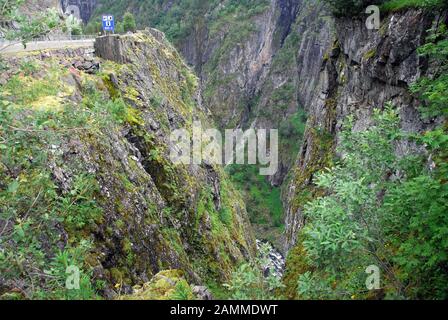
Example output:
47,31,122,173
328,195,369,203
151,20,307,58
79,1,448,301
0,42,255,300
227,165,284,246
323,0,447,16
0,61,115,299
297,107,447,299
87,0,270,44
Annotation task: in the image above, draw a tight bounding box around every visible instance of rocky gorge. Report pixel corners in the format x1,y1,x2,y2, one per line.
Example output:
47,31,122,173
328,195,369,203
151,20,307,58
1,0,447,300
88,0,448,299
1,29,255,299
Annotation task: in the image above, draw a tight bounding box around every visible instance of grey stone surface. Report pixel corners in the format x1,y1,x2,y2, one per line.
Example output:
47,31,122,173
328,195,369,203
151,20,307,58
283,8,448,252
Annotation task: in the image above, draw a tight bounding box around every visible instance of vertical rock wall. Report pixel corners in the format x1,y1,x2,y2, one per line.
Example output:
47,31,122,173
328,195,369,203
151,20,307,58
284,8,448,252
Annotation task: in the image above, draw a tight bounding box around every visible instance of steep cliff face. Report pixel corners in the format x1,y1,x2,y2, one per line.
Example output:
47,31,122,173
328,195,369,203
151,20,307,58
0,30,255,299
90,31,256,288
178,0,314,187
91,0,298,127
22,0,97,22
61,0,97,22
250,0,334,186
88,1,304,186
86,0,310,248
21,0,60,11
284,8,448,253
190,0,298,129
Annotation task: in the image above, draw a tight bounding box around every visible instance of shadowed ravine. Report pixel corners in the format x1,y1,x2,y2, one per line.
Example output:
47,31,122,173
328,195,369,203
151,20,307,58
0,0,447,301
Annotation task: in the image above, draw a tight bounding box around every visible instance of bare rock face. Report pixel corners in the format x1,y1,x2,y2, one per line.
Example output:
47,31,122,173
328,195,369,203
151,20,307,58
60,0,97,23
160,1,301,131
192,285,214,300
171,0,332,187
251,0,334,186
284,8,448,252
94,34,128,63
72,56,100,73
22,0,97,23
87,31,256,290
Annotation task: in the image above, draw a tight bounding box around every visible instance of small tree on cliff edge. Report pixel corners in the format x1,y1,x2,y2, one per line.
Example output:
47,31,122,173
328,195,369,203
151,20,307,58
123,12,137,33
0,0,60,48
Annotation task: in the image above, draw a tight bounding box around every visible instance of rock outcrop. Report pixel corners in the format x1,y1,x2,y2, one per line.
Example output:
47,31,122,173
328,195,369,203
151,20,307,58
117,270,195,300
84,0,447,259
0,30,255,298
250,0,334,186
90,0,306,187
60,0,97,23
284,8,448,253
89,31,256,293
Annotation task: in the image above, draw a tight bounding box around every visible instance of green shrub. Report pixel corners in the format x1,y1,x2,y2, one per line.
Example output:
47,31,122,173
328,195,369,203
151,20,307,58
323,0,385,16
0,0,60,45
226,165,284,233
291,21,448,301
0,61,130,300
123,12,137,33
224,243,284,300
295,106,448,299
170,280,195,300
410,24,448,118
323,0,445,16
0,105,102,299
219,207,233,226
381,0,447,12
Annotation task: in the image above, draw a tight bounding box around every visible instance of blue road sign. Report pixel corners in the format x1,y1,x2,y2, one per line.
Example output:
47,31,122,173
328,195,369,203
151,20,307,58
102,15,115,32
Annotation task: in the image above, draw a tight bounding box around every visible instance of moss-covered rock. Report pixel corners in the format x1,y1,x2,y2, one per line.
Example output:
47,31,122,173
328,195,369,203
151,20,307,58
0,30,255,299
118,270,195,300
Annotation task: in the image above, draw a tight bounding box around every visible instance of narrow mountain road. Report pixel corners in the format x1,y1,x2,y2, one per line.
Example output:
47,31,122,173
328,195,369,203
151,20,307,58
0,39,95,55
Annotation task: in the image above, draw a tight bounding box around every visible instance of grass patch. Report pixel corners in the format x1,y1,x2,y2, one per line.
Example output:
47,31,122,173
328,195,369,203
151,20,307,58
381,0,447,12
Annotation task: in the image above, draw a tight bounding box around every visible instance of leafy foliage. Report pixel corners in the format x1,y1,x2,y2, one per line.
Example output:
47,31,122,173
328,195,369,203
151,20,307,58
122,12,137,33
291,21,448,301
410,24,448,118
0,0,60,47
170,280,195,300
381,0,447,12
225,243,284,300
323,0,385,16
322,0,446,16
296,106,448,299
0,103,103,299
227,164,284,242
0,62,131,299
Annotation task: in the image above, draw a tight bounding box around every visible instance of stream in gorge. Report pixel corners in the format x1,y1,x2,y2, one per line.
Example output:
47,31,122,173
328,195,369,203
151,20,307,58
256,240,286,278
